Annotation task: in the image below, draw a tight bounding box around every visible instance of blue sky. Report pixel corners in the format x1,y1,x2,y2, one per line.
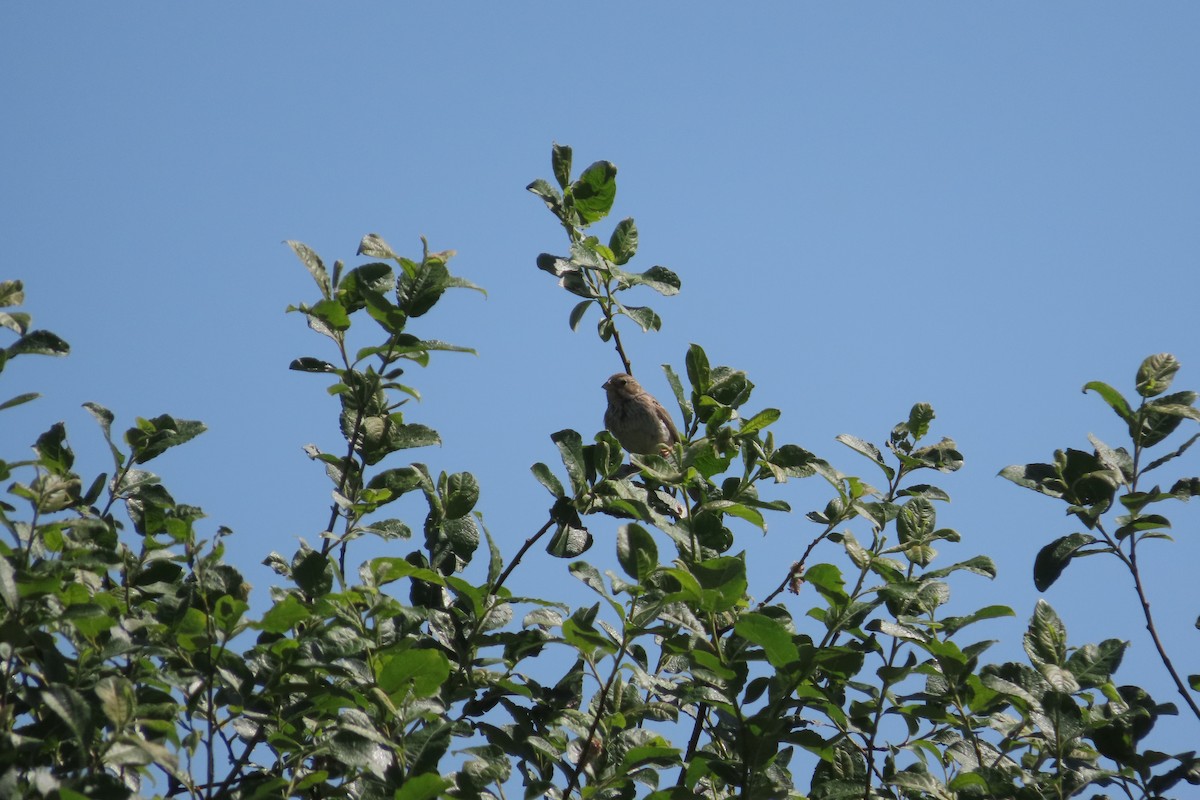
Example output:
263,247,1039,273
4,3,1199,765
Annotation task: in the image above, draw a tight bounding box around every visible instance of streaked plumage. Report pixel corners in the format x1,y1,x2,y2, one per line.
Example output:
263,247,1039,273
602,373,679,454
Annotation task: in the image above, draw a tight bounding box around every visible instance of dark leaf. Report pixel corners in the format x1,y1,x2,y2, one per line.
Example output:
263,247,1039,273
1033,532,1098,591
617,523,658,582
7,330,69,358
551,142,573,190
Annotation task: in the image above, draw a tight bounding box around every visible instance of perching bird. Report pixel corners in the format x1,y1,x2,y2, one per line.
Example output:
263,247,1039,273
602,372,680,455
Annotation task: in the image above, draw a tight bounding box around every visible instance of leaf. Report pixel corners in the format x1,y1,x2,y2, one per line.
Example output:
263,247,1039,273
547,522,592,558
739,408,781,437
620,304,662,332
357,232,399,260
256,594,310,633
126,415,206,464
685,343,711,396
286,240,330,297
1033,532,1099,591
735,613,800,669
617,523,658,582
1083,380,1134,424
0,392,39,411
551,142,573,190
377,650,451,699
44,684,94,745
395,773,453,800
551,429,586,494
1143,432,1200,474
662,363,694,428
6,330,69,358
1024,599,1068,666
0,280,24,307
609,217,638,265
836,434,894,479
907,403,935,440
527,179,562,212
289,357,338,373
1134,391,1199,447
396,257,449,318
1135,353,1180,398
568,160,618,224
568,300,591,331
34,422,74,474
621,265,681,296
897,497,935,543
444,472,479,519
530,462,565,498
0,311,30,334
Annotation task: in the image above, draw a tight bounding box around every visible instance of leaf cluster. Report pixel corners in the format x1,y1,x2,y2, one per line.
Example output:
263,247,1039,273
1,149,1197,800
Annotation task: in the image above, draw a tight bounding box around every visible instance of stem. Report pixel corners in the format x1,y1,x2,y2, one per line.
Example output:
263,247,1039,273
1127,532,1200,721
563,600,638,799
491,516,555,595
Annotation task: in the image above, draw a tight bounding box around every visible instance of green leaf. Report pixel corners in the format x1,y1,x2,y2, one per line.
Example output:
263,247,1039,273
1134,391,1198,447
620,265,681,296
897,497,935,543
685,343,711,396
617,523,658,582
739,408,781,437
527,179,563,213
397,257,450,318
907,403,935,440
1033,532,1099,591
1083,380,1134,424
736,613,799,669
531,462,565,498
568,160,618,224
551,429,586,494
551,142,573,190
1135,353,1180,398
0,392,39,411
1024,599,1068,666
377,649,451,699
306,298,351,331
620,304,661,332
257,594,310,633
609,217,638,264
126,414,206,464
395,773,453,800
43,684,94,745
7,330,69,358
687,554,748,613
568,300,591,331
338,262,395,311
444,472,479,519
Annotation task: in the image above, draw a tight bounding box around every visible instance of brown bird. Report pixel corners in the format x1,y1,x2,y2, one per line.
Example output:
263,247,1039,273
602,373,680,455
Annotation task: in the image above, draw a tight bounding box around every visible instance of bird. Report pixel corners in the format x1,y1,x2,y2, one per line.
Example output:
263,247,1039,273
602,372,680,455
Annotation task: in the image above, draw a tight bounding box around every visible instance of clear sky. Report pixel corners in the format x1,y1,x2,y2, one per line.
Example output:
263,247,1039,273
4,3,1199,766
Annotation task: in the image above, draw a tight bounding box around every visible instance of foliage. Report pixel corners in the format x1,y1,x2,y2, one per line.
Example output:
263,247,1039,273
2,149,1198,799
